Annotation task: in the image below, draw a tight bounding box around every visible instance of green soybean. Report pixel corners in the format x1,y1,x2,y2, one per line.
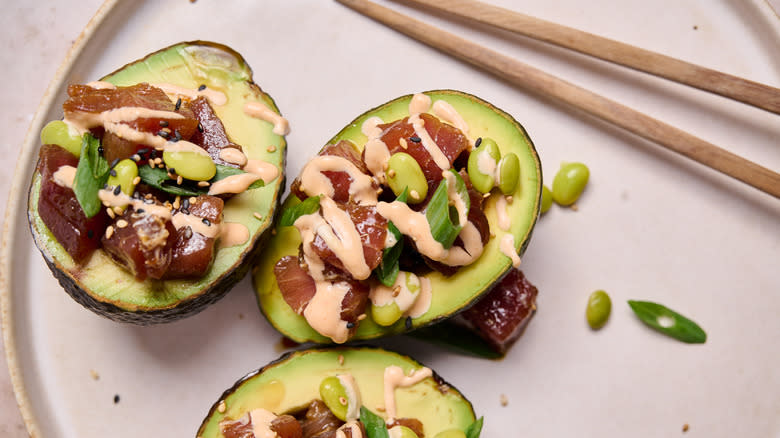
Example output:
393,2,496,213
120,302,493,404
319,376,349,421
107,159,139,197
163,149,217,181
497,152,520,194
586,290,611,330
387,152,428,203
552,162,589,206
391,426,420,438
434,429,467,438
467,137,501,193
40,120,83,157
540,185,552,214
371,301,403,327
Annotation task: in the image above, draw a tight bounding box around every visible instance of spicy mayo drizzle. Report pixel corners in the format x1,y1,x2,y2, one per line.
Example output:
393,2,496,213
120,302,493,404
383,365,433,422
243,101,290,136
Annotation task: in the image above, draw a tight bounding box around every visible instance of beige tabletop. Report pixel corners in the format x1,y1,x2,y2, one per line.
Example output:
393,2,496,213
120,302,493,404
2,1,779,437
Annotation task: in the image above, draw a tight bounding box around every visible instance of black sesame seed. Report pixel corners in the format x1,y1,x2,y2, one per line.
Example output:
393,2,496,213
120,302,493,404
405,316,413,330
175,98,182,111
198,84,206,91
150,150,158,159
181,208,190,215
409,136,421,143
87,230,94,239
197,122,203,133
168,168,176,175
110,158,120,169
97,146,104,155
113,394,120,404
113,185,121,196
136,208,145,214
159,120,169,127
475,137,482,148
109,169,117,177
346,322,355,329
182,198,190,209
103,183,109,189
202,218,211,226
157,130,170,139
174,130,182,141
137,148,149,156
170,135,179,143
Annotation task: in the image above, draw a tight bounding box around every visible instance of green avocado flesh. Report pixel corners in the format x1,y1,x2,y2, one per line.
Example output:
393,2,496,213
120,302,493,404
27,42,286,323
253,90,541,343
197,347,476,437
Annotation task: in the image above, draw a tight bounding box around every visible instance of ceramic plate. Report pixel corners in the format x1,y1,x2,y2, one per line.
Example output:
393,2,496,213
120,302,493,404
3,1,779,436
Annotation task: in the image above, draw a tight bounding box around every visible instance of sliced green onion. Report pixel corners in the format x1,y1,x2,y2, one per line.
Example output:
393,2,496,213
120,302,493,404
278,195,321,227
425,171,470,249
138,164,263,197
466,417,484,438
375,188,408,286
73,134,109,218
360,406,390,438
628,300,707,344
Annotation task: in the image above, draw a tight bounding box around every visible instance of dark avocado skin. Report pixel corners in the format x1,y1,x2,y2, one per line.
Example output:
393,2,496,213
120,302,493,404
28,41,287,325
197,346,476,437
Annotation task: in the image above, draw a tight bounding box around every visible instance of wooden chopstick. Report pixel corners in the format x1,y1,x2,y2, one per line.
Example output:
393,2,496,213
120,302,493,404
397,0,780,115
336,0,780,199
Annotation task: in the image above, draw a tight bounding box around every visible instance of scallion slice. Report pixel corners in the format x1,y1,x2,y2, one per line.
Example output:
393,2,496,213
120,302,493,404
278,195,321,227
425,170,470,249
360,406,389,438
628,300,707,344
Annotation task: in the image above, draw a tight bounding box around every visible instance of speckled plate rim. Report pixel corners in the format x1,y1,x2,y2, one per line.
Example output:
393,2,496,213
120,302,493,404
0,1,119,436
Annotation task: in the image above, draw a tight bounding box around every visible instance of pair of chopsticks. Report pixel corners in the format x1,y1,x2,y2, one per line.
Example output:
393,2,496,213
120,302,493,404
336,0,780,199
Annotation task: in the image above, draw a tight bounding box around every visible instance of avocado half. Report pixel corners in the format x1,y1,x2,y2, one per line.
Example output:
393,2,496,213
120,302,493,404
253,90,541,343
197,347,477,437
27,41,287,324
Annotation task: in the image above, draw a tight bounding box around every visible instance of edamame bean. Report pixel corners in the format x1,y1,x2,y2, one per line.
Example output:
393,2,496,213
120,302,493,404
107,159,138,196
389,426,420,438
540,185,552,214
163,150,216,181
387,152,428,203
551,162,589,206
371,301,403,327
586,290,611,330
40,120,83,157
319,376,349,421
467,137,501,193
497,152,520,195
433,429,467,438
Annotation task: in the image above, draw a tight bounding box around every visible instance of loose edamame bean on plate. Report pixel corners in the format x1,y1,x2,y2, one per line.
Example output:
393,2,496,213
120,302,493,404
586,290,611,329
540,185,552,214
387,152,428,203
552,162,589,206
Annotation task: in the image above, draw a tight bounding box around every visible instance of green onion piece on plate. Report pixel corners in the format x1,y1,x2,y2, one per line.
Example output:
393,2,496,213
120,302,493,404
628,300,707,344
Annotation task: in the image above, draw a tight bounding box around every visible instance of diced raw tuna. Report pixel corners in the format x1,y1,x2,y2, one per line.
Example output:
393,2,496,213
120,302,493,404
274,255,317,314
164,195,223,279
189,96,243,167
63,83,199,163
101,205,175,281
220,412,253,438
271,415,304,438
300,399,342,438
458,269,539,354
36,144,109,263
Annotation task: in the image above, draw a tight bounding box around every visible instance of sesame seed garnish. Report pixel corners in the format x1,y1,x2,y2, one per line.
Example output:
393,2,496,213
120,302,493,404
110,158,120,168
197,122,203,133
181,208,190,215
475,137,482,148
198,84,207,91
217,400,226,413
339,396,347,405
159,120,169,127
105,226,114,239
113,206,124,215
198,181,210,187
174,130,182,141
116,219,128,228
154,157,163,165
392,286,401,297
410,190,420,200
113,185,122,196
137,148,149,156
271,229,277,235
387,169,396,178
299,262,308,270
109,169,117,177
144,198,154,204
87,229,94,239
173,196,181,209
177,175,183,185
184,227,193,239
106,208,115,219
97,146,104,155
202,218,211,226
346,322,355,329
267,145,277,153
376,407,385,412
410,136,421,143
399,138,408,149
89,369,100,380
357,313,367,321
189,197,198,204
253,212,263,220
405,316,413,330
175,98,182,111
500,394,508,406
570,204,579,211
157,130,170,139
131,154,142,162
506,195,513,204
182,198,190,209
136,208,145,214
113,394,120,404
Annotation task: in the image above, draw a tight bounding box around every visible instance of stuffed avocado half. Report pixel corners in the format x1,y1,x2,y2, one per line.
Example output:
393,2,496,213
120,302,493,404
254,90,541,343
197,347,481,438
28,41,287,324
